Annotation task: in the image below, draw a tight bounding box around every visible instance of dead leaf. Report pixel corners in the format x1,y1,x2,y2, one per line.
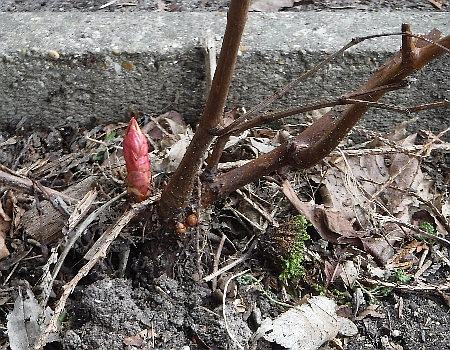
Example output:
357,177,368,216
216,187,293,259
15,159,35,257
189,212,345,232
20,176,98,244
322,210,359,239
219,107,239,128
149,112,194,174
385,240,420,270
356,304,386,320
340,260,359,288
124,329,156,346
142,110,185,141
361,237,395,266
411,210,435,232
254,296,358,349
425,0,443,9
250,138,276,154
0,199,11,260
159,136,192,173
282,180,361,246
324,259,342,283
7,287,58,350
7,192,25,236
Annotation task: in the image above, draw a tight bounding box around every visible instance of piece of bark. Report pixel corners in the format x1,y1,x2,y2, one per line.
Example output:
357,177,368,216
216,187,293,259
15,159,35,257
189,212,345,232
20,176,97,244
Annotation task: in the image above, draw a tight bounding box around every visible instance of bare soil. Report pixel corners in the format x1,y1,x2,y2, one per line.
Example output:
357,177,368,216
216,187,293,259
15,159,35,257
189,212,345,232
1,2,450,350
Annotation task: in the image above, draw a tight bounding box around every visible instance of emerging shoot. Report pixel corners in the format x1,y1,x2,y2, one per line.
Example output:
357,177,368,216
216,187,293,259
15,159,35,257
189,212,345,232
123,117,152,202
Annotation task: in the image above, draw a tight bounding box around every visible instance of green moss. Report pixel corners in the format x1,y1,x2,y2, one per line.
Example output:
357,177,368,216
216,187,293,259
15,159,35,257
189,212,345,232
416,221,437,244
278,215,311,280
420,221,435,234
332,288,347,300
390,268,411,284
311,283,327,296
104,131,117,141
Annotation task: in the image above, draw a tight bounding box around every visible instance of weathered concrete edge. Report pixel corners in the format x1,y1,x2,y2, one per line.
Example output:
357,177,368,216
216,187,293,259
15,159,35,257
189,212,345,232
0,11,449,131
2,11,449,54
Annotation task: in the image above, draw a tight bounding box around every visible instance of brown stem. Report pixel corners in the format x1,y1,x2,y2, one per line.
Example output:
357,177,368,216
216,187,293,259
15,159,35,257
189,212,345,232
159,0,251,221
201,25,450,207
220,82,408,136
205,84,407,174
0,167,79,206
205,134,230,172
211,30,425,137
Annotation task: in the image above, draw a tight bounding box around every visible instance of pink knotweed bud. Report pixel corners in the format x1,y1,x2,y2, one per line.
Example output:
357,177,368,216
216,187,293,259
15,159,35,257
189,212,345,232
123,117,152,202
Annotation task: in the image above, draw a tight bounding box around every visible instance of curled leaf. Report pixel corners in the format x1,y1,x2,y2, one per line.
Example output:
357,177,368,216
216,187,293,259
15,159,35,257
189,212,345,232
123,118,152,202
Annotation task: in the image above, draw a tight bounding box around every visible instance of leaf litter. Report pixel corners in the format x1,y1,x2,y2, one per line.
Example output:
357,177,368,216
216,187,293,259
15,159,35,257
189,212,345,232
0,110,449,349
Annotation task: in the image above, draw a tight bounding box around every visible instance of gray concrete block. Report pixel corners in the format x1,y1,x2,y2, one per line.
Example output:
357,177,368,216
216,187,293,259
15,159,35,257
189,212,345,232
0,11,449,133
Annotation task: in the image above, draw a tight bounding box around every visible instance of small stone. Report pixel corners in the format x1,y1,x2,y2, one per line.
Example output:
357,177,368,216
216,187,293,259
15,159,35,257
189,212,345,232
122,61,133,70
392,329,401,338
48,50,60,60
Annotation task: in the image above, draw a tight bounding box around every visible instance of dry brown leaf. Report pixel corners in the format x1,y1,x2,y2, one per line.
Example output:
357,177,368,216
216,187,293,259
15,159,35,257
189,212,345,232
324,260,342,283
147,112,193,174
340,260,359,288
7,192,25,236
425,0,443,9
0,216,10,260
312,152,390,225
323,210,359,239
282,180,361,245
124,329,156,346
0,197,11,260
356,304,386,320
361,237,395,266
142,110,185,142
386,240,421,269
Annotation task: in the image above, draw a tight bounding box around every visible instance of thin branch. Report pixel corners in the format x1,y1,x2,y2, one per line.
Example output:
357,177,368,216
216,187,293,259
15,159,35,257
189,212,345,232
370,125,450,199
212,32,402,137
0,165,79,206
222,270,249,350
203,240,257,282
211,233,227,291
342,98,450,114
217,82,408,137
362,276,450,292
212,30,450,137
201,25,450,207
159,0,251,221
373,214,450,246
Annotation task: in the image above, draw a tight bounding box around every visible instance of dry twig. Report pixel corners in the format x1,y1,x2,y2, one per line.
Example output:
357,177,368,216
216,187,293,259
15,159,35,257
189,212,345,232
40,190,126,307
203,240,257,283
0,165,79,206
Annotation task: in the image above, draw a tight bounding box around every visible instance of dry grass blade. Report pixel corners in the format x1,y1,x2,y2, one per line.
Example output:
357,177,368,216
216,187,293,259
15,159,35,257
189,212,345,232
40,191,126,308
203,240,257,282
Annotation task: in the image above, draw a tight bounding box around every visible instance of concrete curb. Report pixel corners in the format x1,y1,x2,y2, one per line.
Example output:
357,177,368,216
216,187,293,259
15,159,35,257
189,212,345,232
0,11,449,132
